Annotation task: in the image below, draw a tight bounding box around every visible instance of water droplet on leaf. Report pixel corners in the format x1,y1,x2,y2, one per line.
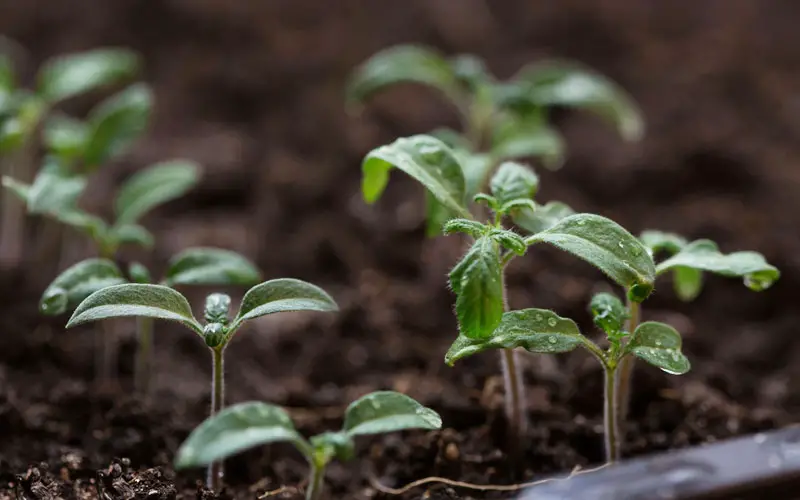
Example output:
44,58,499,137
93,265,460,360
547,318,557,327
548,336,557,344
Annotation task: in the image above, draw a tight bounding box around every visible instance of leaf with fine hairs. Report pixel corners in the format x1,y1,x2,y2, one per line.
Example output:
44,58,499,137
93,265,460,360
343,391,442,437
66,283,202,334
26,157,87,214
37,48,140,103
163,247,261,287
448,236,504,339
40,259,127,316
232,278,338,329
114,160,200,225
639,230,687,257
175,402,310,469
589,292,627,335
625,321,690,375
489,162,539,205
511,200,574,235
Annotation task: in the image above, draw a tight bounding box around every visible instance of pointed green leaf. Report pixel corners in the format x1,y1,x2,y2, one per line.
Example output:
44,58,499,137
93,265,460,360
175,402,309,469
639,230,687,257
66,283,202,334
164,247,261,287
43,114,88,162
625,321,690,375
1,176,30,204
457,151,494,200
84,83,153,168
232,278,338,328
656,239,780,292
40,258,126,316
343,391,442,437
489,162,539,205
526,213,655,300
672,266,703,302
442,218,486,239
489,228,526,256
346,45,460,106
114,160,200,225
448,236,503,339
128,262,152,284
589,292,627,335
111,223,154,249
362,135,468,217
27,157,87,214
512,200,574,235
491,115,565,169
37,48,140,103
445,308,583,365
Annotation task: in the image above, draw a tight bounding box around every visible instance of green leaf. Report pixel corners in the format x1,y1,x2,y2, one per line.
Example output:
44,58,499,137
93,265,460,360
40,258,126,316
310,431,355,463
491,114,565,169
114,160,200,225
37,48,140,103
424,191,458,237
0,53,13,92
589,292,627,335
442,218,487,239
175,402,309,469
457,151,494,199
128,262,152,284
489,228,526,256
0,115,25,152
625,321,690,375
1,176,30,204
164,247,261,287
429,127,471,151
362,135,468,217
232,278,338,329
343,391,442,437
110,223,154,249
511,200,574,235
43,115,89,162
639,230,687,257
655,239,780,292
526,213,656,300
66,283,202,334
672,266,703,302
55,209,110,243
489,162,539,205
84,83,153,168
506,60,644,142
26,157,87,214
448,236,504,339
346,45,460,106
445,308,584,365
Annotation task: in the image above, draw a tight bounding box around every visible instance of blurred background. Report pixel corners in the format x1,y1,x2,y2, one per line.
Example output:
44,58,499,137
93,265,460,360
0,0,798,497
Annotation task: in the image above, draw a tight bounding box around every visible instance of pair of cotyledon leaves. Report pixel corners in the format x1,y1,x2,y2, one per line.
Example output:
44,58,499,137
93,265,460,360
174,391,442,470
40,247,263,317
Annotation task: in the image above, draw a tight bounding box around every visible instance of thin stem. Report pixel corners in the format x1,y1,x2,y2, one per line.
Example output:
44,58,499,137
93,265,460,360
499,265,527,453
615,299,641,427
207,347,225,490
134,317,153,395
94,247,117,387
603,366,620,463
305,461,326,500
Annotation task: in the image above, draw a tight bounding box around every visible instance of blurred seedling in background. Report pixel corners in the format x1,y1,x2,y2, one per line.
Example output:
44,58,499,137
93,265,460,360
66,278,339,490
39,247,262,394
174,391,442,499
0,43,141,266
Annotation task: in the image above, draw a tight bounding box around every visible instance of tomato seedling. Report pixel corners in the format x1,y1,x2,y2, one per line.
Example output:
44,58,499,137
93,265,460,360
66,278,338,489
174,391,441,499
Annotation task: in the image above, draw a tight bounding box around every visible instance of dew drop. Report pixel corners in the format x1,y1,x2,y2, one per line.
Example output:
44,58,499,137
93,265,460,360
655,340,662,346
548,336,558,344
576,219,586,226
618,241,625,249
547,318,557,327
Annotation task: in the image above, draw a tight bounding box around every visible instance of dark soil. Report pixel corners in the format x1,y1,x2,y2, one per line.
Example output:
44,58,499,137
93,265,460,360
2,0,800,498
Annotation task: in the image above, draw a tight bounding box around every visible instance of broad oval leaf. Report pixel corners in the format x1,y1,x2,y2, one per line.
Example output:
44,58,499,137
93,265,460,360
164,247,261,287
639,230,687,257
625,321,690,375
43,114,89,162
512,200,574,235
27,157,87,214
343,391,442,437
448,236,504,339
114,160,200,225
1,176,30,204
362,135,468,217
66,283,202,334
655,239,780,292
346,45,460,106
589,292,627,335
490,162,539,205
175,402,308,469
111,223,154,249
445,308,583,365
40,258,126,316
526,213,656,300
232,278,338,328
37,48,140,103
84,83,153,168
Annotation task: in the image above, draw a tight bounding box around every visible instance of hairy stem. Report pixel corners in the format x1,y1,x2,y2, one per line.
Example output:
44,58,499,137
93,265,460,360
305,461,326,500
207,347,225,490
604,366,620,463
615,299,641,432
134,317,153,395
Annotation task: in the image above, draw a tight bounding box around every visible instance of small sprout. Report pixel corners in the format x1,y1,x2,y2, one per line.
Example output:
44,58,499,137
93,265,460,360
489,161,539,205
589,292,628,337
174,391,441,500
203,293,231,325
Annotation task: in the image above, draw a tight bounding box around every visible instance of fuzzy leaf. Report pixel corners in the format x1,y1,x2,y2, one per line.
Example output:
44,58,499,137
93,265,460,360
589,292,627,335
448,236,503,339
491,115,565,169
164,247,261,287
346,46,460,106
232,278,338,328
362,135,467,217
639,230,687,257
1,176,30,204
445,308,583,365
512,200,574,235
656,240,780,292
40,259,126,316
67,283,202,334
489,228,526,256
442,218,486,239
114,160,200,225
527,213,655,300
43,115,89,162
111,223,154,249
343,391,442,437
27,157,87,214
37,48,139,103
489,162,539,205
625,321,690,375
84,83,153,168
175,402,308,469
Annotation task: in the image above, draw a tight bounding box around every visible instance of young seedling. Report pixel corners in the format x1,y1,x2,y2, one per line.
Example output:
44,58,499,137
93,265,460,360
174,391,442,499
0,46,140,266
40,247,262,394
65,278,338,490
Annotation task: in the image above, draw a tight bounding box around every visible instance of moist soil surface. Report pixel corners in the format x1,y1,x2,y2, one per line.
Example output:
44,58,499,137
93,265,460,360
2,1,800,499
